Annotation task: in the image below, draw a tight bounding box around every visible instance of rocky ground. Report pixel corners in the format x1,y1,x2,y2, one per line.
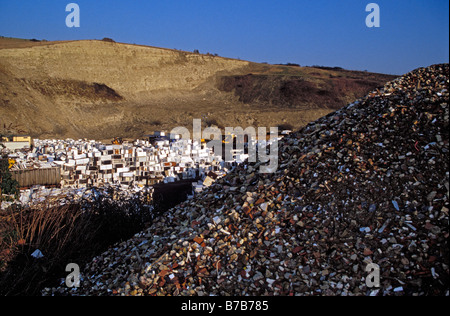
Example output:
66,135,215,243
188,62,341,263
44,64,449,296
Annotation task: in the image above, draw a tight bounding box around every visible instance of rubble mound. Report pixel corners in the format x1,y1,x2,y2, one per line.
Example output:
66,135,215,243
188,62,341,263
46,64,449,296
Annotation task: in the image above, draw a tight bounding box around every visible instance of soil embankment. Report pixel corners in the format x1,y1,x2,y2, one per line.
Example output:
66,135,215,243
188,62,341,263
0,37,397,140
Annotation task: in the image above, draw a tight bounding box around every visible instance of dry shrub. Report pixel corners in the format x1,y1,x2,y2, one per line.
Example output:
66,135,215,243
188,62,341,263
0,195,153,296
0,203,96,295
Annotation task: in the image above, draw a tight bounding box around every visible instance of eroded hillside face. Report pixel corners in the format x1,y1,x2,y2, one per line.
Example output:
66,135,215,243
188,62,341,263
0,39,397,140
0,41,250,97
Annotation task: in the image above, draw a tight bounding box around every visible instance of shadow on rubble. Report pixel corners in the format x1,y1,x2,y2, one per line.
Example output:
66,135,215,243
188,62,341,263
0,181,195,296
152,179,198,211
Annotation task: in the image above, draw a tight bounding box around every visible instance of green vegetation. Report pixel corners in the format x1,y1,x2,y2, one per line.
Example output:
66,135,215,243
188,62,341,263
0,128,21,199
0,158,19,200
0,146,18,200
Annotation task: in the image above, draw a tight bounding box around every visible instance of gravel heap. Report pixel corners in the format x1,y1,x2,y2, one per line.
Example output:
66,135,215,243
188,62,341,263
45,64,449,296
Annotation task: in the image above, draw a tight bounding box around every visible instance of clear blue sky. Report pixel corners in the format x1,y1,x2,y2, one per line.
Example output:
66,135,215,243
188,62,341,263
0,0,448,75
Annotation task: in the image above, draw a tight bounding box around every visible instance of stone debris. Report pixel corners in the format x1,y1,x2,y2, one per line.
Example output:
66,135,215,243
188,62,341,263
44,64,449,296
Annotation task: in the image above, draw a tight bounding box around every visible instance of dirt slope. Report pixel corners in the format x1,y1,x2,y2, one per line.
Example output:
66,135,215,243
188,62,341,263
0,37,397,140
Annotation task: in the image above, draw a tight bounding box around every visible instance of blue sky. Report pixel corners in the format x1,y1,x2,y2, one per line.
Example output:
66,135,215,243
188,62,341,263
0,0,448,75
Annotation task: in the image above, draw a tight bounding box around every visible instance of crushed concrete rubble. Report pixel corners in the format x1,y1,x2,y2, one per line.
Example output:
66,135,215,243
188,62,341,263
44,64,449,296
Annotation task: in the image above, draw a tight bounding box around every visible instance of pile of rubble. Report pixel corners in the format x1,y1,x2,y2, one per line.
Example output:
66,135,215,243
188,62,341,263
44,64,449,296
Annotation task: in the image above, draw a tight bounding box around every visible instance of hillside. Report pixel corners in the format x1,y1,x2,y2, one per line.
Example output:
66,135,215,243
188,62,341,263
0,37,397,140
44,63,449,296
